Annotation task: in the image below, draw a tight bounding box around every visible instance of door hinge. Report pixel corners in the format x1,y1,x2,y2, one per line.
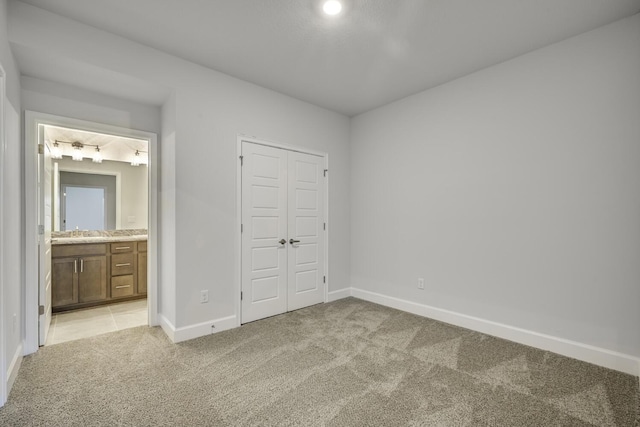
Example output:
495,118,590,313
38,224,44,235
38,143,44,154
39,305,45,315
323,169,328,177
323,223,326,231
240,291,243,301
239,155,244,166
323,276,326,284
241,224,243,233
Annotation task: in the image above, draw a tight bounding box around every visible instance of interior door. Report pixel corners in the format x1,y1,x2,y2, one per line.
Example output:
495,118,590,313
241,142,288,323
38,138,53,346
287,151,325,311
241,141,326,324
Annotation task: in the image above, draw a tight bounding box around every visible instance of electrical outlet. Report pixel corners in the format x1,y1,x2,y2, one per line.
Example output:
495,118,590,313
200,290,209,303
417,278,425,290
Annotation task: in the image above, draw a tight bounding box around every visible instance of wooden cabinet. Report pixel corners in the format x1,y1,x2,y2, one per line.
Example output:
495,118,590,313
52,239,147,312
52,257,78,307
138,242,148,294
78,256,108,303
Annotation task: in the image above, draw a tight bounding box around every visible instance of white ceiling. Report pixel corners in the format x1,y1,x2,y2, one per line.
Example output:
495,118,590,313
14,0,640,116
44,126,149,164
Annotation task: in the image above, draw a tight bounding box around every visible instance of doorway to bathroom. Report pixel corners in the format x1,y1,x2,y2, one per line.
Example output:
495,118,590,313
24,112,158,353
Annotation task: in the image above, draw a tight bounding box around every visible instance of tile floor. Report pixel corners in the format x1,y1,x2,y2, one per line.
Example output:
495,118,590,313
45,299,147,346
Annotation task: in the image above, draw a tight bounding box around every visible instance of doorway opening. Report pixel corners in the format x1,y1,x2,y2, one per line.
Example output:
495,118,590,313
25,112,158,353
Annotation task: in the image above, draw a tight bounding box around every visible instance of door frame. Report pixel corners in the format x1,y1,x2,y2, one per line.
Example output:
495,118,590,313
24,111,159,354
0,63,7,406
235,135,329,326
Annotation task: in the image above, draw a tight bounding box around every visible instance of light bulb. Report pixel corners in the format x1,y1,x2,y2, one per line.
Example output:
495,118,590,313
323,0,342,15
93,146,103,163
72,145,83,161
51,142,63,159
131,150,141,166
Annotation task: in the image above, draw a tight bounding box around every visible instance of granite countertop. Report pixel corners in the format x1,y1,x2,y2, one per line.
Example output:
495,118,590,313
51,229,148,245
52,235,148,245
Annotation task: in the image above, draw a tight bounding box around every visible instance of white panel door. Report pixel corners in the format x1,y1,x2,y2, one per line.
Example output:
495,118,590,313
241,141,326,323
287,151,325,311
241,142,288,323
39,138,53,345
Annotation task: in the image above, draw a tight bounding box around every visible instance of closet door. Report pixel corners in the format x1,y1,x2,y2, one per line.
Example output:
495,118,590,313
241,142,288,323
287,151,325,311
241,141,326,324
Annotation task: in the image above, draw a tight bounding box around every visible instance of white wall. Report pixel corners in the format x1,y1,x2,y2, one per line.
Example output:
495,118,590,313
9,2,351,335
56,157,148,230
0,0,23,404
21,77,161,136
350,14,640,359
159,92,176,327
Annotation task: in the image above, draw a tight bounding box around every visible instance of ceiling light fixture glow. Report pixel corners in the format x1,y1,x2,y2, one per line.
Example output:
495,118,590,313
92,146,103,164
322,0,342,15
51,142,63,159
71,142,84,161
131,150,141,167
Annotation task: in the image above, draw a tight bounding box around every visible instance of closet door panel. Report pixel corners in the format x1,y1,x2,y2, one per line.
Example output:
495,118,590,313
287,151,325,311
241,142,288,323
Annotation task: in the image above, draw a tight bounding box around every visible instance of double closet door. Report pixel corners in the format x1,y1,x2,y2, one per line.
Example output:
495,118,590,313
241,141,325,324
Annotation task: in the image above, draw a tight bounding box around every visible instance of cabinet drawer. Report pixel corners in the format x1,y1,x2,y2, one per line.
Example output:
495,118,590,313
111,275,134,298
110,243,134,253
138,241,147,252
111,253,134,276
53,244,106,258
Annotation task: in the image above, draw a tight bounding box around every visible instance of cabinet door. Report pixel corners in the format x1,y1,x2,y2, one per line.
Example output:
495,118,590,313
52,257,78,307
78,256,107,303
137,252,147,294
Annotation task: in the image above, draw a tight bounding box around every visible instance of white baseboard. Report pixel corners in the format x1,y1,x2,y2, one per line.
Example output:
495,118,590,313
158,314,176,342
7,343,23,395
327,288,352,302
158,314,237,343
350,287,640,376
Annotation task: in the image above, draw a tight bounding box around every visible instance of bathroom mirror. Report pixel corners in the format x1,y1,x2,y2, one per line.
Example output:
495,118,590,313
53,158,148,231
45,125,149,232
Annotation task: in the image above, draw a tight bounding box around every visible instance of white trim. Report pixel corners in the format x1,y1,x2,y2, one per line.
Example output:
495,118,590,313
238,133,327,158
236,135,330,325
158,314,237,343
172,316,237,343
327,288,352,302
158,314,176,343
57,166,122,230
0,64,7,407
6,343,23,395
350,287,640,376
24,111,159,355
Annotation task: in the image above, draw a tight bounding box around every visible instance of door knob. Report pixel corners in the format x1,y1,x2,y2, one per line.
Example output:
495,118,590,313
289,239,300,245
279,239,286,245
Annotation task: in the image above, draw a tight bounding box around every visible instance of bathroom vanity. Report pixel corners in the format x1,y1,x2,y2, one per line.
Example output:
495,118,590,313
51,235,147,312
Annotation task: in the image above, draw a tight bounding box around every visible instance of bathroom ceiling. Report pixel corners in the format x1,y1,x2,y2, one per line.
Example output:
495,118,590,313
44,126,149,165
14,0,640,116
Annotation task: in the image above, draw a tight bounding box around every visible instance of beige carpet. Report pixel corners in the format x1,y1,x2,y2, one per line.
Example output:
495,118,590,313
0,297,638,426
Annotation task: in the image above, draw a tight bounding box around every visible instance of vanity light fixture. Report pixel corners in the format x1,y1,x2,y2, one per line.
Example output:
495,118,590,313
92,146,103,163
322,0,343,15
131,150,141,166
51,142,63,159
71,141,84,161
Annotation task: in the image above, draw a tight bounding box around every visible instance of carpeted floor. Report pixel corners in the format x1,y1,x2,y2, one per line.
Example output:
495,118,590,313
0,297,638,426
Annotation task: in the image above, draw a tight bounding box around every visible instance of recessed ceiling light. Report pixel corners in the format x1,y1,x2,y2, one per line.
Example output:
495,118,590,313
322,0,342,16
